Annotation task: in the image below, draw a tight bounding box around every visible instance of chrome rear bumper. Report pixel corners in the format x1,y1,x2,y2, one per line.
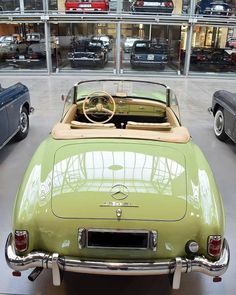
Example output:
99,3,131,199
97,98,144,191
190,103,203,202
5,233,230,289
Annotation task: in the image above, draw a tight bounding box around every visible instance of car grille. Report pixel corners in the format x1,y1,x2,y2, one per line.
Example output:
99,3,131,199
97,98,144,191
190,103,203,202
78,229,157,250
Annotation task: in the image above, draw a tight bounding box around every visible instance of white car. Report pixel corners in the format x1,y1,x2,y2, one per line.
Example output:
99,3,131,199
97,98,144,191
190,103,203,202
124,37,139,53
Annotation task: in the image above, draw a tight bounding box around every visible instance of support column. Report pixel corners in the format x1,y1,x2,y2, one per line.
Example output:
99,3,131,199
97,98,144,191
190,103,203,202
115,22,121,74
183,24,193,76
45,21,52,75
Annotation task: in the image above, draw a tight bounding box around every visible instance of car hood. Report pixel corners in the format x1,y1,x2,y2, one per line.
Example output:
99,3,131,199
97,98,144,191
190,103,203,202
51,141,187,221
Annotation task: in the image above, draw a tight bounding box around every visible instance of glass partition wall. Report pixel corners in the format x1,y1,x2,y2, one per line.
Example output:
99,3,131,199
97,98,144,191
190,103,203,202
0,0,236,76
0,23,47,72
186,24,236,76
50,23,116,73
121,23,183,75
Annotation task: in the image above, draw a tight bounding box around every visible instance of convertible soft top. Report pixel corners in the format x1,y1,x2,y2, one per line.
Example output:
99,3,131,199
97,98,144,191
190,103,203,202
52,123,190,143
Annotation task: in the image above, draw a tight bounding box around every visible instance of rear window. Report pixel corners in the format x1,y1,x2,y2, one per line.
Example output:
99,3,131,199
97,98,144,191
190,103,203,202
134,42,149,53
134,42,166,54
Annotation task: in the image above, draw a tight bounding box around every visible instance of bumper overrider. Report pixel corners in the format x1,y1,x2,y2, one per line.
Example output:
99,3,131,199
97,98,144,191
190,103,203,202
5,233,230,289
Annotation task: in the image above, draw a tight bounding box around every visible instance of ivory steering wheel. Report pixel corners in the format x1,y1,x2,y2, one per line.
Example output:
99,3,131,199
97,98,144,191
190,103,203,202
82,91,116,123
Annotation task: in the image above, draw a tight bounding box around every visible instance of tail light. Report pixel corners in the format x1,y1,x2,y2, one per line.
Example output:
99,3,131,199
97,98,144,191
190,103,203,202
136,0,144,7
7,52,15,59
165,2,173,8
15,230,28,253
223,56,231,62
30,52,38,59
197,55,206,61
208,235,222,257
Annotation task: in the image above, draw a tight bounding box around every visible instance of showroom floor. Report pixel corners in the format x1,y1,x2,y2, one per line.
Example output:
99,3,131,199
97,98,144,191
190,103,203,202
0,75,236,295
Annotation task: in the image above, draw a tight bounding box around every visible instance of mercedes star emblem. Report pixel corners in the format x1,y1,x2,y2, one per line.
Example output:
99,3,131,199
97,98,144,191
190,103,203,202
110,184,129,200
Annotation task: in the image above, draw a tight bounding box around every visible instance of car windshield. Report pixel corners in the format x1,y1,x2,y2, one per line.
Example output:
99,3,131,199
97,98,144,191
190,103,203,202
75,80,171,104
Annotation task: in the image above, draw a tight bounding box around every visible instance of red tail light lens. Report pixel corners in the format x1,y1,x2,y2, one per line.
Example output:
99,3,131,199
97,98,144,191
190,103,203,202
165,2,173,7
197,55,206,61
208,235,222,257
15,230,28,253
136,0,144,7
30,52,38,59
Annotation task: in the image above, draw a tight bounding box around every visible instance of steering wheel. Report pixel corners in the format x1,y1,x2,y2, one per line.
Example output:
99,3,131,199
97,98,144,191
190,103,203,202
82,91,116,123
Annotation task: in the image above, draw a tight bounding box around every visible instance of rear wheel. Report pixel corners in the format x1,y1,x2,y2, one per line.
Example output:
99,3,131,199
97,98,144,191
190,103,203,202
214,107,228,141
15,107,29,141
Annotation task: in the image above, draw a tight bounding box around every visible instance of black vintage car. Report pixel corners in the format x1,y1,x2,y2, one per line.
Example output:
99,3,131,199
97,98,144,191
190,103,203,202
0,82,32,150
195,0,232,16
68,38,108,68
6,42,46,68
130,40,168,70
189,47,236,70
210,90,236,143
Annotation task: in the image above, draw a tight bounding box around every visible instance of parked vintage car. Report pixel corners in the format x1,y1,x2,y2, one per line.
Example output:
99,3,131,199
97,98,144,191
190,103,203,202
209,90,236,143
0,82,32,150
0,35,28,60
131,0,174,14
65,0,109,13
68,38,108,68
6,42,46,68
195,0,233,16
130,40,168,69
0,0,20,12
5,79,229,289
189,47,236,69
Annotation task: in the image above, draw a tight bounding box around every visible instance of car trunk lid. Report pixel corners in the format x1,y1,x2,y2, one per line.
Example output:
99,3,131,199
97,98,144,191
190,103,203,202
51,141,187,221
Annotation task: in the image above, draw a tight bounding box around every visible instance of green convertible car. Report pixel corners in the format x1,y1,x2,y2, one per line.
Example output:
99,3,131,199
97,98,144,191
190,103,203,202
5,79,229,289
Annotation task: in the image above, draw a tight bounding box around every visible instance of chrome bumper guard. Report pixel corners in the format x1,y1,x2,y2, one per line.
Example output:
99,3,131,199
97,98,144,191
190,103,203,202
5,233,230,289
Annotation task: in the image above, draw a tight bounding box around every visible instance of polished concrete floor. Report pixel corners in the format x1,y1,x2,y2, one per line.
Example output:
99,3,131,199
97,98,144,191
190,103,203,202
0,75,236,295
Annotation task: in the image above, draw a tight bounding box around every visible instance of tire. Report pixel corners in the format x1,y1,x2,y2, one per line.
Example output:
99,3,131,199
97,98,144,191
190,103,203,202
15,106,29,141
70,61,77,68
214,107,228,141
159,64,165,70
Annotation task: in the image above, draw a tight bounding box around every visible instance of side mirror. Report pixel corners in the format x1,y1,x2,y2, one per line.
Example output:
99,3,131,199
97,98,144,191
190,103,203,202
61,94,66,101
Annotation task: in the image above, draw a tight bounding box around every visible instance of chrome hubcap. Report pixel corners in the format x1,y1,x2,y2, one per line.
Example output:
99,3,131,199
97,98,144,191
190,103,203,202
214,111,224,136
20,112,28,133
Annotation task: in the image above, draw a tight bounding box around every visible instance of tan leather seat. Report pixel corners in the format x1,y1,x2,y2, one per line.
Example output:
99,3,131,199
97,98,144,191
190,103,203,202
126,121,171,131
71,121,115,129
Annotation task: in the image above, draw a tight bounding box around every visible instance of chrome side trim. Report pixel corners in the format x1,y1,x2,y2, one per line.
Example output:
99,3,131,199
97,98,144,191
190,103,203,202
5,234,230,289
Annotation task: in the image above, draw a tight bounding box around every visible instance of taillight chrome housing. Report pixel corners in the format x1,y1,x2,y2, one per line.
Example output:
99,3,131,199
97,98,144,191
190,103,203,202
208,235,222,257
14,230,29,253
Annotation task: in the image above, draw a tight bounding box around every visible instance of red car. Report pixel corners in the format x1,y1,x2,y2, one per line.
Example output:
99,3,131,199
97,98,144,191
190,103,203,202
65,0,109,13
